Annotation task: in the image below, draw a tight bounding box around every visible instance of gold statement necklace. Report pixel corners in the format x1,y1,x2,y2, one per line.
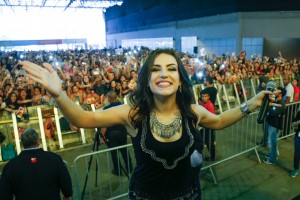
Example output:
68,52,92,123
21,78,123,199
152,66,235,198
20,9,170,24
150,110,182,139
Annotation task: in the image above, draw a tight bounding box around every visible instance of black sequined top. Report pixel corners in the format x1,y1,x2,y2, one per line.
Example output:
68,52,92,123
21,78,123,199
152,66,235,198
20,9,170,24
129,116,202,200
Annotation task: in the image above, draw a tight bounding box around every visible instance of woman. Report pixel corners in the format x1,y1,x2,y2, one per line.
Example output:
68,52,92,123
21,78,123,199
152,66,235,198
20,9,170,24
82,75,92,88
31,86,43,106
72,75,89,95
83,87,100,105
68,85,84,105
21,49,278,200
109,80,122,97
292,78,300,102
1,58,11,71
121,80,130,97
3,92,19,113
18,89,33,108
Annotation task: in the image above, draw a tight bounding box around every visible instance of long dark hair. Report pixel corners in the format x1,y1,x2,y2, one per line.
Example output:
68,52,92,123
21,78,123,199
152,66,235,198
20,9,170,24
129,48,197,128
5,92,19,109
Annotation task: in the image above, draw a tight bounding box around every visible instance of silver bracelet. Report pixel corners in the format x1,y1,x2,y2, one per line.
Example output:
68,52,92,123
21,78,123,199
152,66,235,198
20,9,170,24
240,102,251,116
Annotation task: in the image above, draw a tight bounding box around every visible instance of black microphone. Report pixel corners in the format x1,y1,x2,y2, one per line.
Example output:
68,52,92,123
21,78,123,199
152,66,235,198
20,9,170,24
257,81,277,124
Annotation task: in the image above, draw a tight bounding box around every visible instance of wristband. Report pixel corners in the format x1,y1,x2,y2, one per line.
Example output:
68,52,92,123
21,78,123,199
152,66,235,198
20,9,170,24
240,102,251,116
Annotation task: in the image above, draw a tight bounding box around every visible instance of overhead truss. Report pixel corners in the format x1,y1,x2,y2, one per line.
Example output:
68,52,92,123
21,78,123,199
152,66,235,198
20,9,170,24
0,0,123,10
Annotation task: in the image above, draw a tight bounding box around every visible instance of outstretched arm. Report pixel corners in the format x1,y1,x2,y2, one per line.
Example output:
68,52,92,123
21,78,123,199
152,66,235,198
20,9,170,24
194,90,280,130
21,61,130,128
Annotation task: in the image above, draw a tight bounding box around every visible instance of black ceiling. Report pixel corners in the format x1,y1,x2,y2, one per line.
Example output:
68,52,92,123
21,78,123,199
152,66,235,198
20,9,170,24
106,0,300,21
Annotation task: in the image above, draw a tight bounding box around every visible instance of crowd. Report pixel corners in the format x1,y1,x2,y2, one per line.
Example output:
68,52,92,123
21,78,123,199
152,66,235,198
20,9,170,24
0,48,299,118
0,47,300,199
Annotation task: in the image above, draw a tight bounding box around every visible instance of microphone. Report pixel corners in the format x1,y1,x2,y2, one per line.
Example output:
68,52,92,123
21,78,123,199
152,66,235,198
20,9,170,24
257,81,277,124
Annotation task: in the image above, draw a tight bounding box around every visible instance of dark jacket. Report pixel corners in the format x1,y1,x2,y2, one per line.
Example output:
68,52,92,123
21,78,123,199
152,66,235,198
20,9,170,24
0,148,72,200
103,102,126,133
266,99,285,130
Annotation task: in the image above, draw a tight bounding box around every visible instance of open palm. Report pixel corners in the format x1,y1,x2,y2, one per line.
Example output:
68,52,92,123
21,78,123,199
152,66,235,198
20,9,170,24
21,61,62,98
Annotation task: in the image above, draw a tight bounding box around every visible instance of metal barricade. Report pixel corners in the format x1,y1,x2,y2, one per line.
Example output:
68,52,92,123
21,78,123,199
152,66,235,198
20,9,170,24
73,144,134,200
72,101,300,199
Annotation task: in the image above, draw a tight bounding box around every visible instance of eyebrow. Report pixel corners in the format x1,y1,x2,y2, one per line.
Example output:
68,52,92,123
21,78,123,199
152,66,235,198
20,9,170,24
152,63,177,67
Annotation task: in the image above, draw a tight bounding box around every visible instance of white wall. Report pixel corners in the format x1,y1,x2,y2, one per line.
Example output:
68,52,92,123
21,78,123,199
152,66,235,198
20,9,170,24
0,7,106,48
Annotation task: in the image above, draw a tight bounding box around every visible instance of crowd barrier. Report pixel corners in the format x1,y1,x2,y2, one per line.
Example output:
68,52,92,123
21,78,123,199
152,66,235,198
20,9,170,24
193,76,284,114
0,104,95,161
72,76,299,200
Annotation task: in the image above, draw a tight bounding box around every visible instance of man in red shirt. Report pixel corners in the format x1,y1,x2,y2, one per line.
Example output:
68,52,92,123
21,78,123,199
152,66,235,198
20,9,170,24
199,90,216,161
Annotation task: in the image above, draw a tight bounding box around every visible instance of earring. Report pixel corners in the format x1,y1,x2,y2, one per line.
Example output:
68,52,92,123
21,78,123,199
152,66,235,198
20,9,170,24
179,85,182,93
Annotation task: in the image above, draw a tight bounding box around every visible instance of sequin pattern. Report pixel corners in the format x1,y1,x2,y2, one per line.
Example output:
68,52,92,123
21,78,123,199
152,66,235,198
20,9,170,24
140,118,194,169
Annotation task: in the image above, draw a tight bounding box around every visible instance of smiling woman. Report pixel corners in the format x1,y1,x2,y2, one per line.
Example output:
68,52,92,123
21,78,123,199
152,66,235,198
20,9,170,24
20,48,274,200
148,53,181,97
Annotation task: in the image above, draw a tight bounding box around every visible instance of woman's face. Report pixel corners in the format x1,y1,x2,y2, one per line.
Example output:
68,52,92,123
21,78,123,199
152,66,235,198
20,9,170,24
292,79,298,86
111,81,116,88
148,53,180,97
10,93,17,102
120,75,125,82
20,90,27,99
75,76,81,82
72,86,79,93
85,88,91,94
83,75,89,83
122,81,127,88
34,88,41,95
5,84,11,92
116,83,121,90
107,72,115,81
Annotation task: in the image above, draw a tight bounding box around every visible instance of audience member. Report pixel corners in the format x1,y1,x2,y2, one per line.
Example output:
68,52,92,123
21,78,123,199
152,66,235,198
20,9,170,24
292,78,300,102
0,128,73,200
102,91,133,176
282,75,294,138
264,87,286,164
199,90,216,161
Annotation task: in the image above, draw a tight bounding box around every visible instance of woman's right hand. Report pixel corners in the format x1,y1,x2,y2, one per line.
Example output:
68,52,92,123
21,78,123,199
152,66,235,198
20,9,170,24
20,61,62,98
